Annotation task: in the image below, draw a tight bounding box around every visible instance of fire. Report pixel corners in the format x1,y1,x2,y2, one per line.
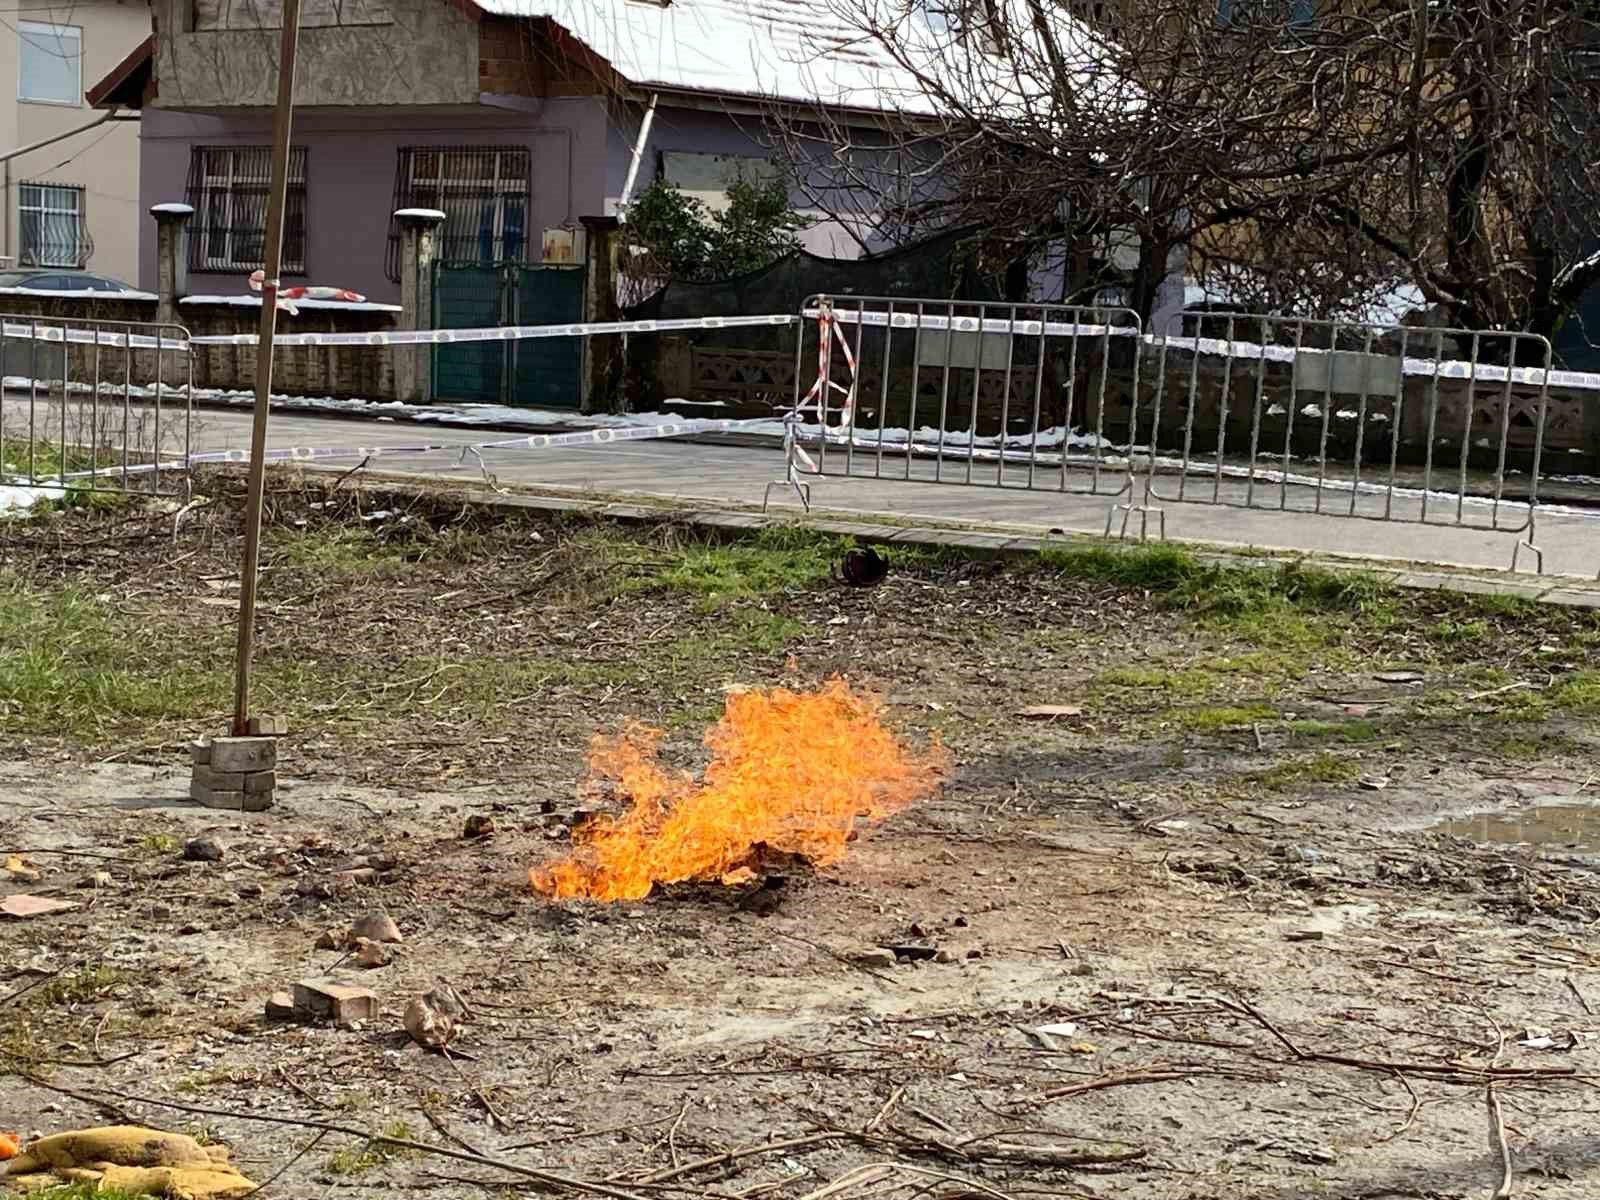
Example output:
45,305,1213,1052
531,679,944,902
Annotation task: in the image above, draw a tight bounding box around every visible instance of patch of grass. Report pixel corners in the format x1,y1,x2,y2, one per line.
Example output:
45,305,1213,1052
0,584,228,735
1036,545,1395,646
326,1121,415,1177
1252,751,1362,791
1430,617,1491,645
649,527,851,603
1094,666,1217,699
1549,671,1600,715
175,1064,257,1094
1484,728,1584,759
1173,703,1276,731
139,834,180,855
268,526,407,572
1285,718,1384,743
40,964,124,1006
0,1017,47,1071
29,1186,151,1200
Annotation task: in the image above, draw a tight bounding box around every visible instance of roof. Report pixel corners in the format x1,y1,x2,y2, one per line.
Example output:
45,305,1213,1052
476,0,1129,116
86,0,1129,118
87,34,155,109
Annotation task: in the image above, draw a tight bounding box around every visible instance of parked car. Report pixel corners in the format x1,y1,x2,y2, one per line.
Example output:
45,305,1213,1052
0,269,141,294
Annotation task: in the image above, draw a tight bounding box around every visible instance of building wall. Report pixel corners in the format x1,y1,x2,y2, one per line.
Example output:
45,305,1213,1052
1,0,150,283
151,0,479,108
138,99,610,303
610,101,898,262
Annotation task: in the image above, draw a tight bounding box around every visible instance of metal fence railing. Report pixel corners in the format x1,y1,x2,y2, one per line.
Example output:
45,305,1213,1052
773,297,1574,572
767,295,1145,516
1,317,193,501
1136,313,1555,570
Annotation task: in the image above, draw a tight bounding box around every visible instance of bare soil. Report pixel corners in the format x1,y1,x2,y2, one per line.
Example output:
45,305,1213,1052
3,471,1600,1200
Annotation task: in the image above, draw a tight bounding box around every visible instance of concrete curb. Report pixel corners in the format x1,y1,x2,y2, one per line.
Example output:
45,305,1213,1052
277,462,1600,610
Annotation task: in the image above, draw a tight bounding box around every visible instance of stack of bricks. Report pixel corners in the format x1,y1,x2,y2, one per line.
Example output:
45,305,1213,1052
190,716,286,812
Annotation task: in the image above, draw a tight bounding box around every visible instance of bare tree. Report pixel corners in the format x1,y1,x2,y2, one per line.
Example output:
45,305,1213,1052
774,0,1600,346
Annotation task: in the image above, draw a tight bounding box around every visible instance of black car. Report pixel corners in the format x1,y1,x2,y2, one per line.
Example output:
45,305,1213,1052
0,268,142,294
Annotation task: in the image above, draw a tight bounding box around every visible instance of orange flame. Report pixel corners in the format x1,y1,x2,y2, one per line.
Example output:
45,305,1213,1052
530,679,944,902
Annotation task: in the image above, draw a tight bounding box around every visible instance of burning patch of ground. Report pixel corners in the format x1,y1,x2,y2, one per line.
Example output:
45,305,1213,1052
531,680,946,901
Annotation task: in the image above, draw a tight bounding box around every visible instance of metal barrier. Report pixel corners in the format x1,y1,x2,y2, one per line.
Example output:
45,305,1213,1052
1134,313,1555,571
766,295,1144,517
0,316,193,500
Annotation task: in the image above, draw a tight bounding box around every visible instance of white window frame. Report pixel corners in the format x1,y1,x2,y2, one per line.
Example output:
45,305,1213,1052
195,147,307,273
19,183,86,268
17,20,83,107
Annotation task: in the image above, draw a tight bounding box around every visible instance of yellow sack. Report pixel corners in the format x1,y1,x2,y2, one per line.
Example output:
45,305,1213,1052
3,1126,256,1200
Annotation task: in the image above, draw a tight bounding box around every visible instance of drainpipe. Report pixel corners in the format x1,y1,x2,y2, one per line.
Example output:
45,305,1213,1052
616,93,658,223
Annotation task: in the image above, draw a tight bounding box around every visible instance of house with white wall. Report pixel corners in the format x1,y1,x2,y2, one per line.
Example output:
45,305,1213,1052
1,1,149,283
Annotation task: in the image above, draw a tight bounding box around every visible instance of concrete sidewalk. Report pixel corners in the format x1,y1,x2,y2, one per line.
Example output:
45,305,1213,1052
200,406,1600,583
7,394,1600,585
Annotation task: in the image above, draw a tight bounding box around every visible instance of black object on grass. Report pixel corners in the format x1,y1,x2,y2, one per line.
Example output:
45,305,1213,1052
840,547,889,587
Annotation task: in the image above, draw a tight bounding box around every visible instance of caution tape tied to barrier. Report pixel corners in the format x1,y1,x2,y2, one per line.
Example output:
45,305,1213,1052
57,417,774,480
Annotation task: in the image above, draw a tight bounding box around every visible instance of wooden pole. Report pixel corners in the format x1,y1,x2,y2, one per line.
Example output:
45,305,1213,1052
230,0,303,736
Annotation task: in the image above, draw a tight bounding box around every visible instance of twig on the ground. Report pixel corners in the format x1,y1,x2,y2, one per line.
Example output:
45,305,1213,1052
1374,1070,1426,1144
1565,975,1594,1016
1488,1085,1514,1199
49,1084,659,1200
0,957,87,1009
418,1104,486,1158
499,1111,681,1154
1026,1062,1263,1104
764,928,898,987
1222,996,1575,1081
275,1066,330,1111
443,1046,510,1130
665,1100,690,1170
243,1129,328,1196
635,1133,839,1185
864,1086,906,1136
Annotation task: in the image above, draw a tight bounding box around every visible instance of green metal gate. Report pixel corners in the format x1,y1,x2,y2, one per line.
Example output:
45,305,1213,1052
432,263,585,408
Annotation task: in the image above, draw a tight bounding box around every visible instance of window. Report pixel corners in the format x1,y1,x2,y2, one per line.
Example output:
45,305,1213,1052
183,146,308,274
19,184,90,268
385,146,531,282
18,21,82,105
1217,0,1314,30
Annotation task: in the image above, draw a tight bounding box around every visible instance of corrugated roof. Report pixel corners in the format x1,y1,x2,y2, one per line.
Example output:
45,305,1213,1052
475,0,1127,116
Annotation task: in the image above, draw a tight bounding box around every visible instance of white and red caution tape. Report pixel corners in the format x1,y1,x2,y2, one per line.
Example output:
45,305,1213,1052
54,416,777,482
249,270,367,315
187,313,799,348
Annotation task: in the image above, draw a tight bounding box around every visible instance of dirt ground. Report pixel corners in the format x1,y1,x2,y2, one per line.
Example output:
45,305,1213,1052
4,472,1600,1200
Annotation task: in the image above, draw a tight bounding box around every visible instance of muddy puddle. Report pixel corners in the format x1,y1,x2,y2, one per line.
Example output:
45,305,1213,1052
1435,796,1600,851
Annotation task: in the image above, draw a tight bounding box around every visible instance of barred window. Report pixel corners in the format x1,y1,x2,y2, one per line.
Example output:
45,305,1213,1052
184,146,308,274
19,183,90,268
386,145,530,282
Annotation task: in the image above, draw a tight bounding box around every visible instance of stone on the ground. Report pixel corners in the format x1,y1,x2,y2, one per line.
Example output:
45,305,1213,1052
314,929,346,950
853,948,897,969
403,995,454,1050
351,912,402,943
353,940,392,968
463,814,495,839
189,738,212,765
183,836,226,862
264,991,297,1021
208,737,277,774
292,979,378,1028
246,715,289,737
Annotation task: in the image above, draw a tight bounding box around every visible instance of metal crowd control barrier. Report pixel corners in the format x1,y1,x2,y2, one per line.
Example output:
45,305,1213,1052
1134,313,1555,571
0,316,193,499
767,295,1144,521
